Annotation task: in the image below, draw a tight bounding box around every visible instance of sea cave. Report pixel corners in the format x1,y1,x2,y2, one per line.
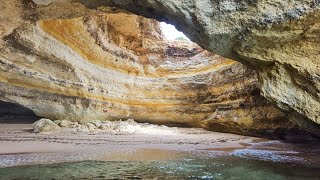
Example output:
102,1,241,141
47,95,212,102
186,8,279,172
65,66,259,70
0,0,319,179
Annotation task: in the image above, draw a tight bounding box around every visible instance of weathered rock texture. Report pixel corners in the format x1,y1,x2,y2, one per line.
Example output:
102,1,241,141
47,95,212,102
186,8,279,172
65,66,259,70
33,118,60,133
0,0,312,137
54,0,319,136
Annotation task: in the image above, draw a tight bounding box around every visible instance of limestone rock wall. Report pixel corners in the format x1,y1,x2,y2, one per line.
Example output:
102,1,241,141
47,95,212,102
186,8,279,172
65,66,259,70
67,0,320,136
0,0,305,137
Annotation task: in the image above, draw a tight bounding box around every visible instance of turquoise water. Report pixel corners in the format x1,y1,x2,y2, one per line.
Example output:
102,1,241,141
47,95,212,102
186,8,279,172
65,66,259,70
0,155,319,180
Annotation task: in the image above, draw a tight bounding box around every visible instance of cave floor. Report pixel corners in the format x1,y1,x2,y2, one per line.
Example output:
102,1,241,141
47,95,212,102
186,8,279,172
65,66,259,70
0,124,319,168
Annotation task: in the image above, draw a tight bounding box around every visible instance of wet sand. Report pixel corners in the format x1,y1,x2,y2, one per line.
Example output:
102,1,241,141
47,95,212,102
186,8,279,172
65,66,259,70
0,123,264,167
0,124,319,168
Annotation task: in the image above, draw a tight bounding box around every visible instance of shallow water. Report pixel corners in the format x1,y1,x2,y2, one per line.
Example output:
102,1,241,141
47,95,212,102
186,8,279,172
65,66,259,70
1,124,320,180
1,154,319,180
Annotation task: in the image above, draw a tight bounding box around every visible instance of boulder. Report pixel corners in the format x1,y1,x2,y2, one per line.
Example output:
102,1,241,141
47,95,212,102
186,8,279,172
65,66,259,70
59,120,78,128
76,124,90,132
90,120,102,128
85,122,97,131
1,0,317,138
33,118,60,133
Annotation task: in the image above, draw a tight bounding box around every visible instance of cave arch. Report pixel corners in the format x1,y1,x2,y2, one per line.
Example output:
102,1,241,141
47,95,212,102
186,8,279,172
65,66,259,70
0,100,40,123
73,0,320,136
0,0,319,137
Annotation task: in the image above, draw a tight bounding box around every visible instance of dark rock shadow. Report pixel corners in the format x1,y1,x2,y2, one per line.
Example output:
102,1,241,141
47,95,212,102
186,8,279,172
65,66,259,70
0,100,41,124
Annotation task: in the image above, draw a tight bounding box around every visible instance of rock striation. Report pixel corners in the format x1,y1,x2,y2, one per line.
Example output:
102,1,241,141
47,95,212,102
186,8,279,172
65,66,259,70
0,0,311,138
70,0,320,136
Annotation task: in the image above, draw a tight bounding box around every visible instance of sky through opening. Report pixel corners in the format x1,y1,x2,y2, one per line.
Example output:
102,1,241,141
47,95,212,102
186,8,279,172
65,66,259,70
160,22,191,42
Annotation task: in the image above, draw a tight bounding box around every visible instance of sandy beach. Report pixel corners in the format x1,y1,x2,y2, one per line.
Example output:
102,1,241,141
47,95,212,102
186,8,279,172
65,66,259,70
1,123,319,169
0,123,266,167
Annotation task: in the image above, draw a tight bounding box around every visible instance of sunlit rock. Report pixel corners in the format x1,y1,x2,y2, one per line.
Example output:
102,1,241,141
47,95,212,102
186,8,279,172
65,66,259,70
75,0,320,136
33,118,60,133
0,0,314,138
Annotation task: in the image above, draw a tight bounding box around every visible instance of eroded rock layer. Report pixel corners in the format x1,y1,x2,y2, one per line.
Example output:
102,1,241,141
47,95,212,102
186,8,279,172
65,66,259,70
67,0,320,136
0,0,307,137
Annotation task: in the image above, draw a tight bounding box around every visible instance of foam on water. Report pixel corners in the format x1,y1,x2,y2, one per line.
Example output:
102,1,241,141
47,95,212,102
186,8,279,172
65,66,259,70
232,149,306,163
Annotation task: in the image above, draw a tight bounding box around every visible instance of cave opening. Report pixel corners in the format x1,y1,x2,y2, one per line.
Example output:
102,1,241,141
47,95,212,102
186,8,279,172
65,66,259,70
160,22,191,42
0,1,320,177
0,100,40,124
0,4,313,139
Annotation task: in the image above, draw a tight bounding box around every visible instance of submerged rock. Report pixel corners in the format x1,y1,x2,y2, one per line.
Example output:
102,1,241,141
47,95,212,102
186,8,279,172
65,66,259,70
33,118,60,133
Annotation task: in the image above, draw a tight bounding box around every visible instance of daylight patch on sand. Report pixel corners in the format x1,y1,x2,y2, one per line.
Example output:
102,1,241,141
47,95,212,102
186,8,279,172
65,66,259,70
99,119,179,135
50,119,179,135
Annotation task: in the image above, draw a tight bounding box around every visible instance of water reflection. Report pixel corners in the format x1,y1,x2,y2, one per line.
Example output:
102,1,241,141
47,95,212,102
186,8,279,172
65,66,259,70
1,154,319,180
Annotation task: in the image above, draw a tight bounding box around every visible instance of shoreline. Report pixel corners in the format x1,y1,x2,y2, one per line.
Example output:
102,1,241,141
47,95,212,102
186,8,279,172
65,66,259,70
0,123,264,167
0,123,319,168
